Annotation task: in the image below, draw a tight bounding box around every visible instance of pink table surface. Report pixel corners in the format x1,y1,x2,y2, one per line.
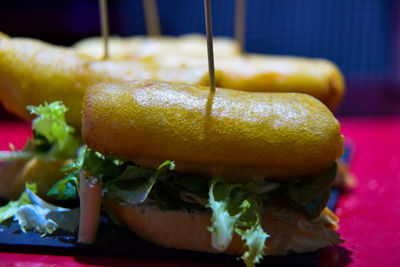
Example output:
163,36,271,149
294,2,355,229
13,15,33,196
0,117,399,267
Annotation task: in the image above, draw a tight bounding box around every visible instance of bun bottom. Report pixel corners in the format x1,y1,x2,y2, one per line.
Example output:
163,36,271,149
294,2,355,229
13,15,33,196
103,199,342,256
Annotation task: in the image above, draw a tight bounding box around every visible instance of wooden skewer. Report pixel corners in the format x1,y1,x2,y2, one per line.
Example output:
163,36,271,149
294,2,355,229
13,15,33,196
204,0,216,93
99,0,110,59
142,0,161,36
235,0,246,54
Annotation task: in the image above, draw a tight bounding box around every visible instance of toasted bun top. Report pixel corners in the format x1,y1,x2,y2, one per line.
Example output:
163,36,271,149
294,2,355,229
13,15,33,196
82,80,343,180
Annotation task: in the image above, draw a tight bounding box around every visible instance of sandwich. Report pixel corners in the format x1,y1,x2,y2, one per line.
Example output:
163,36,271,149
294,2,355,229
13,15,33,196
0,32,343,131
77,79,344,266
73,34,344,111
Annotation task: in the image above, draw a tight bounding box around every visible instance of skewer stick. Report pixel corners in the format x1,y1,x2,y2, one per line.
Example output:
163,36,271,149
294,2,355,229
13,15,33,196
235,0,246,54
142,0,161,36
99,0,110,59
204,0,216,93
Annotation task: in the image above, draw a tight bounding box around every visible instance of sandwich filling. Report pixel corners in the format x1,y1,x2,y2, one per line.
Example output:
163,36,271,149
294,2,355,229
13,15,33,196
59,146,338,267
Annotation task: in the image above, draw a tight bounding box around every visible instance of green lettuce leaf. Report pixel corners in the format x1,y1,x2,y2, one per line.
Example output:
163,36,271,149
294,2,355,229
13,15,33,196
105,160,175,205
106,165,155,204
47,175,79,200
285,163,337,206
47,145,86,200
28,101,74,150
1,101,80,161
49,147,129,201
207,179,239,250
27,101,80,159
0,183,37,223
302,189,331,219
235,220,269,267
207,179,268,266
81,148,125,182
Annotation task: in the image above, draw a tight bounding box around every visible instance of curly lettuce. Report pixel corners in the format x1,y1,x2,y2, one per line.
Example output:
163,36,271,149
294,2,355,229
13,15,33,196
0,101,80,161
28,101,74,150
0,183,37,223
27,101,80,159
0,183,79,236
47,146,86,200
207,178,269,267
236,219,269,267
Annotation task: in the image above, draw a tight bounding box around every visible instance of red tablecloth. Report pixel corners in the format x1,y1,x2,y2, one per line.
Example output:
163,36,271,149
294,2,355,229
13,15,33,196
0,118,399,266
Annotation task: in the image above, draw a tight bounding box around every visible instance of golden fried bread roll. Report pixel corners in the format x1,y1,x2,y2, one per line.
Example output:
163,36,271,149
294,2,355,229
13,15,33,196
0,33,343,131
82,80,343,182
152,54,344,111
0,34,86,127
0,33,154,128
215,55,344,111
74,34,345,111
73,34,240,60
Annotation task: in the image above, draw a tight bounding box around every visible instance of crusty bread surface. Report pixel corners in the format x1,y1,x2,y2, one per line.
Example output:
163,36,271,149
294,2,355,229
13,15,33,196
82,80,344,181
103,199,342,256
73,34,345,111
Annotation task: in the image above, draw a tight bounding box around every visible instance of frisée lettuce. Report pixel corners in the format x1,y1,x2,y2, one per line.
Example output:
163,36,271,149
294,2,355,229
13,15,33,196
27,101,80,159
207,178,268,267
0,183,79,236
0,183,37,223
46,146,87,200
0,101,80,161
